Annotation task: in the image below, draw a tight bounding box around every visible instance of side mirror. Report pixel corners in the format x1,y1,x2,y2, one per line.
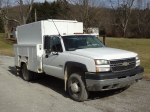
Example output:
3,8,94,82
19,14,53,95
44,35,51,58
44,35,51,49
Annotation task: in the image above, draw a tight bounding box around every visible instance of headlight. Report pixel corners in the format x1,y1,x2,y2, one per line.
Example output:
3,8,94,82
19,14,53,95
136,55,140,66
95,59,109,65
136,55,139,60
95,60,110,72
96,67,110,72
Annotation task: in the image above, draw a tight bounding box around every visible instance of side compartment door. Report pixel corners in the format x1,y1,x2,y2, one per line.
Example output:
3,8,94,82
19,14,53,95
43,36,64,79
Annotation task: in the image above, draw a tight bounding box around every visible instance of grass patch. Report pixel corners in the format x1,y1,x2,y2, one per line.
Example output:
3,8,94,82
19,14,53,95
99,37,150,78
0,33,14,56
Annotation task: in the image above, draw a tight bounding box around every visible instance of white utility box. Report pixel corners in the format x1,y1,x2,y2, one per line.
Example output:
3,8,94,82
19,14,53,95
17,19,83,44
14,19,83,73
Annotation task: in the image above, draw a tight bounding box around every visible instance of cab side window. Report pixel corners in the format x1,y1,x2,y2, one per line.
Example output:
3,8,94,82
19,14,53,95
51,37,63,52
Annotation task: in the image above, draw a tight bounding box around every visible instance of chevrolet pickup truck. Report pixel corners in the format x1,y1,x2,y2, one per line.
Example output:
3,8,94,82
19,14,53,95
14,19,144,101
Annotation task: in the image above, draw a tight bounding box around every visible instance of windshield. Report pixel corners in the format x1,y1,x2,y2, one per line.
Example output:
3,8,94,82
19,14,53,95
62,35,105,51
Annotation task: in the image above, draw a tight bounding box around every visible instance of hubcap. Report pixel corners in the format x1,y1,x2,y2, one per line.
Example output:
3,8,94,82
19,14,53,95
71,83,79,93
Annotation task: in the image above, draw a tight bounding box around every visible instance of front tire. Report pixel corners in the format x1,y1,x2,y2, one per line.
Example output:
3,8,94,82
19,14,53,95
22,64,33,81
67,73,89,102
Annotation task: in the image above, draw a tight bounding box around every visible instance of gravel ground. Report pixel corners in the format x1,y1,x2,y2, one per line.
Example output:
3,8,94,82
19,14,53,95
0,55,150,112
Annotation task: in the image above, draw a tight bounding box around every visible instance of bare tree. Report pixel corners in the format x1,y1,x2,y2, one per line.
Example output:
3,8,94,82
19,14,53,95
0,9,21,25
136,0,150,38
0,0,34,25
0,0,34,38
109,0,135,38
0,0,18,37
0,0,3,7
69,0,104,32
15,0,34,24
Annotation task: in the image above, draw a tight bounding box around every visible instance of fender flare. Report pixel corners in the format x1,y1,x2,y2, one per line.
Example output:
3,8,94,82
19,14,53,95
64,61,88,91
64,61,88,72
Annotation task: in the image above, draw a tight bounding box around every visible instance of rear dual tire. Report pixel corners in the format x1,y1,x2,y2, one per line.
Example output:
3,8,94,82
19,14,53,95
22,64,33,81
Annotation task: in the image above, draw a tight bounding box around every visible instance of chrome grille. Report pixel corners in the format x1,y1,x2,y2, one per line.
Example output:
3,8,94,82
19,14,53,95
110,58,136,72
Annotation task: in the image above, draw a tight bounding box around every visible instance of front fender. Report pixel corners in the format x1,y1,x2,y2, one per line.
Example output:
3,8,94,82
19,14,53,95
64,61,88,72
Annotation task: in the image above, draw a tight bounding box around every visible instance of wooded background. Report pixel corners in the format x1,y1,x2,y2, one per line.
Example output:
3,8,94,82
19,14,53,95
0,0,150,38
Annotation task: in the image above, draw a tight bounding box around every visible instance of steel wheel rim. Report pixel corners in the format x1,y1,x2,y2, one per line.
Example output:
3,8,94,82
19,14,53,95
70,78,81,96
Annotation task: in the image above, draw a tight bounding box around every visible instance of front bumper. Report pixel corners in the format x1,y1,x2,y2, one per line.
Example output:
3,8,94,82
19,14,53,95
85,66,144,91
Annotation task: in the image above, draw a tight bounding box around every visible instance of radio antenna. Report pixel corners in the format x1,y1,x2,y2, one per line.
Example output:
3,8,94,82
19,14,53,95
48,18,61,36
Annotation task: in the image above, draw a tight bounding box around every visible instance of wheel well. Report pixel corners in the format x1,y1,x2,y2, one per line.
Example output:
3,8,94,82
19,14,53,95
21,62,25,68
64,65,85,91
67,65,84,78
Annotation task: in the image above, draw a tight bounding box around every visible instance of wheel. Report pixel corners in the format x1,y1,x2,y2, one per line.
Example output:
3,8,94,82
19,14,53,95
67,73,89,102
22,64,33,81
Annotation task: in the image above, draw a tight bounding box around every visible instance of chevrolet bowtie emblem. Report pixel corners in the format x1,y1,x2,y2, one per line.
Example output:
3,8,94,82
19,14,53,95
122,62,129,66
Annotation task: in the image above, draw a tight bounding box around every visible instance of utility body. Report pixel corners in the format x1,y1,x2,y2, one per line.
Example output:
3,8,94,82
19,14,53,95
14,19,144,101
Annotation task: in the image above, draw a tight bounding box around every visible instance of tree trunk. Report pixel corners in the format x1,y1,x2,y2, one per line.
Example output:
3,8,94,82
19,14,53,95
123,28,126,38
3,18,8,38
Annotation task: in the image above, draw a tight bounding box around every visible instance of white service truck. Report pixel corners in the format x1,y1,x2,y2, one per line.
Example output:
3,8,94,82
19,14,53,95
14,19,144,101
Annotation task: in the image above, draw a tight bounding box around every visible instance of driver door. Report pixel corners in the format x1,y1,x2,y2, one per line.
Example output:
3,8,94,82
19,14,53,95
43,36,64,79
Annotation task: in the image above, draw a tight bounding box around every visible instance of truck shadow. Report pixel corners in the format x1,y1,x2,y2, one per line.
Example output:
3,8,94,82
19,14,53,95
32,73,69,98
88,88,127,101
8,66,68,98
8,66,127,101
8,66,17,76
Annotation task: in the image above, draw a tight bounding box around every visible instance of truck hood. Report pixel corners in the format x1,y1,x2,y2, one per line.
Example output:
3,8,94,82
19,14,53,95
69,47,137,60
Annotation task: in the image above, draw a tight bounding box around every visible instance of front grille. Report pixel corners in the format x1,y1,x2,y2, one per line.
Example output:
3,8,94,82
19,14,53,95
110,58,136,72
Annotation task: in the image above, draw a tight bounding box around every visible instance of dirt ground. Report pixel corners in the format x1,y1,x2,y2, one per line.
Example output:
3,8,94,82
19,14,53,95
0,55,150,112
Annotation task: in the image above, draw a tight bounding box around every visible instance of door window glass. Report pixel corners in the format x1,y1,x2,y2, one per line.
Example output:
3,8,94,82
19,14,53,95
51,37,63,52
